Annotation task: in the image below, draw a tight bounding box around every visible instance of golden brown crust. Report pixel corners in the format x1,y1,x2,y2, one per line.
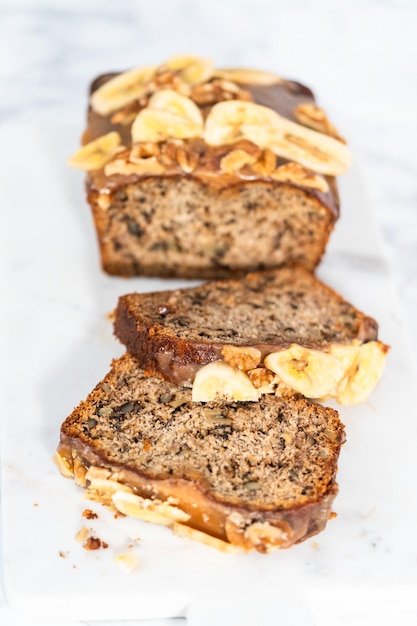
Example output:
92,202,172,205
77,67,344,278
113,266,379,386
56,354,345,552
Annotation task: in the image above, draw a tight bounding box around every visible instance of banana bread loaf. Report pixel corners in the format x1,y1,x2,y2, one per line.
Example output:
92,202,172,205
114,266,388,404
55,353,345,553
68,55,352,278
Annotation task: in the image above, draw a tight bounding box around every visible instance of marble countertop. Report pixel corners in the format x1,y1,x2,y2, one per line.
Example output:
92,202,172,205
1,1,417,624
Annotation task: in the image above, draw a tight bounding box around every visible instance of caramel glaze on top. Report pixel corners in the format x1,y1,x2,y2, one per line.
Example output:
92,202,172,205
84,72,340,217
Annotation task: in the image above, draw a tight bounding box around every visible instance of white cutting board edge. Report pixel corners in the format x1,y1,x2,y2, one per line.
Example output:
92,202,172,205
1,121,417,624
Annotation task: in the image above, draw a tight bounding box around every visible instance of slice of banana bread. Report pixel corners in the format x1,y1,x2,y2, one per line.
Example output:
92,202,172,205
55,353,345,553
68,55,351,278
114,266,388,404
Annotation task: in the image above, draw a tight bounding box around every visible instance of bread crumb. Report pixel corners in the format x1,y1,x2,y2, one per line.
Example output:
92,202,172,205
33,503,39,507
82,508,98,520
83,536,109,551
75,526,90,543
114,552,140,572
59,550,69,558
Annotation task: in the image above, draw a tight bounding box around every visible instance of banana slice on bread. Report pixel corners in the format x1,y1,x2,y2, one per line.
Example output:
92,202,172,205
205,101,352,176
191,341,388,405
131,90,204,143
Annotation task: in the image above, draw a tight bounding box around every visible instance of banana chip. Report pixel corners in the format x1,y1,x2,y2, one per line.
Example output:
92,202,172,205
131,109,202,144
192,361,259,402
335,341,388,405
90,65,156,115
163,54,214,85
214,67,283,85
264,345,345,399
205,101,352,176
148,89,203,126
68,132,122,171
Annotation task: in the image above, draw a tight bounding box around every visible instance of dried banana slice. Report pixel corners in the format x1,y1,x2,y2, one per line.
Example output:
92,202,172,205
205,101,352,176
148,89,203,126
131,109,203,143
264,345,345,399
90,65,156,115
192,362,259,402
214,67,283,85
205,100,277,145
163,54,214,84
334,341,388,405
68,132,122,171
112,491,190,524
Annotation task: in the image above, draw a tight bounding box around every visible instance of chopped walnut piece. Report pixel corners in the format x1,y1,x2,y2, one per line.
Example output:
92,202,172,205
83,536,109,551
105,157,165,177
221,345,262,371
176,145,199,173
82,509,98,520
191,79,253,106
129,142,161,162
271,162,329,193
159,139,183,165
294,103,345,143
252,148,277,176
247,367,279,393
220,149,258,174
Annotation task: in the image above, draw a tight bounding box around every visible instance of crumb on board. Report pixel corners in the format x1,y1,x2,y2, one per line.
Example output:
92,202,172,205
75,526,90,543
59,550,69,558
83,536,109,551
82,508,98,520
114,552,140,573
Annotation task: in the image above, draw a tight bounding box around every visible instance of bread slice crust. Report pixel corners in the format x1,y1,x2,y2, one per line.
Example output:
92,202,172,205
114,266,379,386
56,354,345,552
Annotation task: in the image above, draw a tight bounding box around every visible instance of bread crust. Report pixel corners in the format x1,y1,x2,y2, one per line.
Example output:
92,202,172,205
56,354,345,552
81,70,341,278
114,266,379,386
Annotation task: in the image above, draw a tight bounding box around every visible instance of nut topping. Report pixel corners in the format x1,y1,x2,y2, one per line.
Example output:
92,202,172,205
104,157,165,177
205,100,352,176
221,345,262,371
294,102,345,143
271,162,329,193
219,149,258,174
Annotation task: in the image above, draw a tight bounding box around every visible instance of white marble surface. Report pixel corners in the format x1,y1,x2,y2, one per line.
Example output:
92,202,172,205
1,1,417,625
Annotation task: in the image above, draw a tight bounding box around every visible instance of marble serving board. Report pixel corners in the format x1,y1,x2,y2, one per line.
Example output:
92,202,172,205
2,119,417,626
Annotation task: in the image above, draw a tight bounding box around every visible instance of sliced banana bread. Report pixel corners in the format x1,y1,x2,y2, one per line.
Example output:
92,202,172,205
55,353,345,553
68,55,351,278
114,266,388,404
